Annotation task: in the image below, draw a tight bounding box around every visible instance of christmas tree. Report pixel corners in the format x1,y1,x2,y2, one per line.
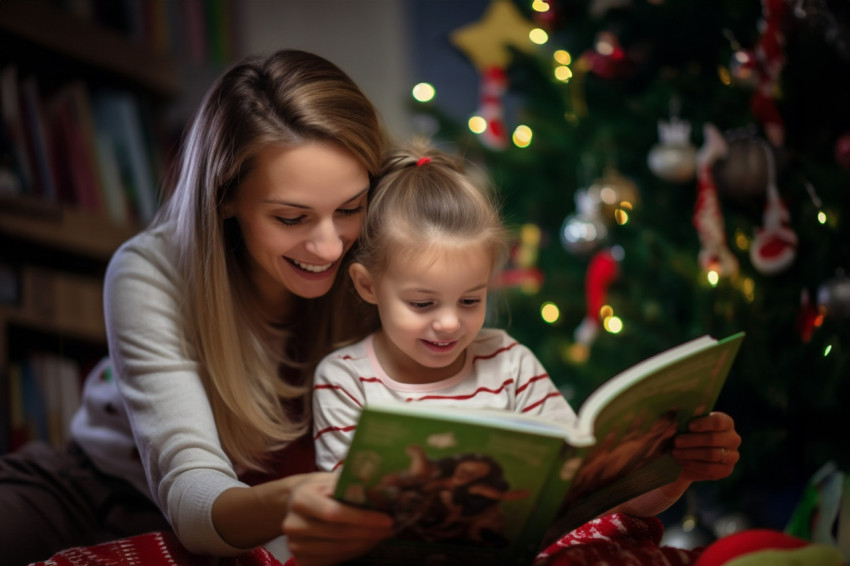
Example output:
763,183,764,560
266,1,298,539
411,0,850,532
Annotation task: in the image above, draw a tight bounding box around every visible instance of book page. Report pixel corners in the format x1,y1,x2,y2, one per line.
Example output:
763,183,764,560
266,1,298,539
555,333,744,524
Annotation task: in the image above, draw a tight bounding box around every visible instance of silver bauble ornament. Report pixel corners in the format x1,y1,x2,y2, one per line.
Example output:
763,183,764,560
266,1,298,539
817,270,850,319
712,132,782,202
647,117,697,183
561,190,607,255
587,168,640,223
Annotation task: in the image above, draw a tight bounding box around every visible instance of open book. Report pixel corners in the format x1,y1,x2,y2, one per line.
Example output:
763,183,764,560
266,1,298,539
333,332,745,566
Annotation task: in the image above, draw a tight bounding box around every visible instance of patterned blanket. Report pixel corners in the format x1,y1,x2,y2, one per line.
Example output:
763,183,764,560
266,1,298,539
31,513,702,566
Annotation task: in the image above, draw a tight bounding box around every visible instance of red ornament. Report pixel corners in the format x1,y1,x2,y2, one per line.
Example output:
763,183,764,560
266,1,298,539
581,31,633,80
693,124,739,278
695,529,809,566
477,66,509,149
574,248,620,346
796,289,821,342
750,142,797,275
750,0,787,147
835,132,850,170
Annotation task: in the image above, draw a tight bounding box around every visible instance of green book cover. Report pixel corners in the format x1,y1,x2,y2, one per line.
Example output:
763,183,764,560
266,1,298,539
335,332,745,565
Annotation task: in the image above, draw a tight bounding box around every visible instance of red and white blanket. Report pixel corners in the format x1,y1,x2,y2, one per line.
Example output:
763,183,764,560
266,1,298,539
31,513,702,566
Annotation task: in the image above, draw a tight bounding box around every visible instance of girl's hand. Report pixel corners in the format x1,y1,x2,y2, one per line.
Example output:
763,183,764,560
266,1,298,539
672,411,741,482
283,472,394,566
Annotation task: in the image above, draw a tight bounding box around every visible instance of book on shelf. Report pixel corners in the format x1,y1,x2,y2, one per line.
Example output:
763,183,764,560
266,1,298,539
57,81,132,224
93,131,133,225
0,65,34,196
19,76,59,201
46,83,105,213
333,332,746,566
19,265,106,339
29,352,83,447
4,354,83,452
91,89,159,226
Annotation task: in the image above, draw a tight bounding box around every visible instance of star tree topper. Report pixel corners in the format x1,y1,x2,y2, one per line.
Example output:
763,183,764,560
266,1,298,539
450,0,537,72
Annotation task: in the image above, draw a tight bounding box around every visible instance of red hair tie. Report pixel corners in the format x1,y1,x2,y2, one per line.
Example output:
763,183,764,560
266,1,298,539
416,157,431,167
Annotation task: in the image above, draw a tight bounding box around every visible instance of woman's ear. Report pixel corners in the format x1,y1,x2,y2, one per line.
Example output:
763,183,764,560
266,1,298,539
221,200,235,219
349,263,378,304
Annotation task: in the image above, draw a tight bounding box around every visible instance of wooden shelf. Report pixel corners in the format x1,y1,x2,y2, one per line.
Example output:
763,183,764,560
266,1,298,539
0,306,106,346
0,195,137,262
0,0,179,97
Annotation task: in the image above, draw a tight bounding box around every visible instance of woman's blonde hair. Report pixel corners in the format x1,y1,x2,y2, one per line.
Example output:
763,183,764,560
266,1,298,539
356,145,508,279
154,49,383,471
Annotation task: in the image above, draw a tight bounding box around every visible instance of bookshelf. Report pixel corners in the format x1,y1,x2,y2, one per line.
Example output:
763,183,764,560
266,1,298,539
0,0,184,453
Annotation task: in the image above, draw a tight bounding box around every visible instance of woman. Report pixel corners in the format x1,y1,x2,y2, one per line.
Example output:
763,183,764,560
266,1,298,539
0,49,394,566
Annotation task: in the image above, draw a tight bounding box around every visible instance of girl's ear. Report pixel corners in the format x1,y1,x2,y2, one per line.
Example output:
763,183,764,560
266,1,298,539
349,263,378,304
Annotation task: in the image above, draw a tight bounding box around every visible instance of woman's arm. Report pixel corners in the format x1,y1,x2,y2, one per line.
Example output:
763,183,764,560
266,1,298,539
213,473,394,566
106,232,393,562
105,230,249,554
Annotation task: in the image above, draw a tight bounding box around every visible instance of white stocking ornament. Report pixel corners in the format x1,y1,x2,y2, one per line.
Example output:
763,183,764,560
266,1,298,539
693,124,739,278
750,142,797,274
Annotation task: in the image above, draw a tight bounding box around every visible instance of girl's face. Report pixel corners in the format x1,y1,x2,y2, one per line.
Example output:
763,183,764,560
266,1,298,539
228,142,369,317
352,243,492,384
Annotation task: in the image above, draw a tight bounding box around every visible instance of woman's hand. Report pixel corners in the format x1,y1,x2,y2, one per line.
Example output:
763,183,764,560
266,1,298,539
283,472,395,566
672,411,741,482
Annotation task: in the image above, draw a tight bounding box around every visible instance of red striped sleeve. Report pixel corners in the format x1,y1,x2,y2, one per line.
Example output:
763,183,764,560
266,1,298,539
314,383,363,407
516,373,550,394
314,424,357,441
521,391,564,413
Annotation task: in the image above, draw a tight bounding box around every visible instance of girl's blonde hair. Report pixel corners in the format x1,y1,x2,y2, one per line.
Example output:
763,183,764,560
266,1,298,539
154,49,383,471
356,145,508,279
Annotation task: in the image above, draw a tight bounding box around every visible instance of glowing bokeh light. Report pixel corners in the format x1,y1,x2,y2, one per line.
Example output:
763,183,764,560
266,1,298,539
411,82,435,103
614,208,629,225
513,124,533,148
741,277,755,302
532,0,550,12
541,302,560,324
554,49,571,65
734,229,749,251
566,342,589,364
530,28,549,45
824,344,832,356
707,270,720,286
554,66,572,82
468,115,487,134
818,211,827,224
596,36,614,56
603,316,623,334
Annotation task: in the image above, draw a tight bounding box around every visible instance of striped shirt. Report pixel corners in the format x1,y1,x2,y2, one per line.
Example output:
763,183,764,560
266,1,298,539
312,328,578,471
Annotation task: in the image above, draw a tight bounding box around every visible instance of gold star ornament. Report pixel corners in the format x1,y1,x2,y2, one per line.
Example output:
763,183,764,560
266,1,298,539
450,0,538,71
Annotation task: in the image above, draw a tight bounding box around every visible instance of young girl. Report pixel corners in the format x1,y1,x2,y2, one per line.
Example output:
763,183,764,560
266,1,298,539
312,146,742,538
0,49,393,566
312,146,577,474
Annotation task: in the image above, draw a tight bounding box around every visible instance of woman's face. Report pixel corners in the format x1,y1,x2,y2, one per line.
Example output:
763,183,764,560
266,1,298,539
228,142,369,315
